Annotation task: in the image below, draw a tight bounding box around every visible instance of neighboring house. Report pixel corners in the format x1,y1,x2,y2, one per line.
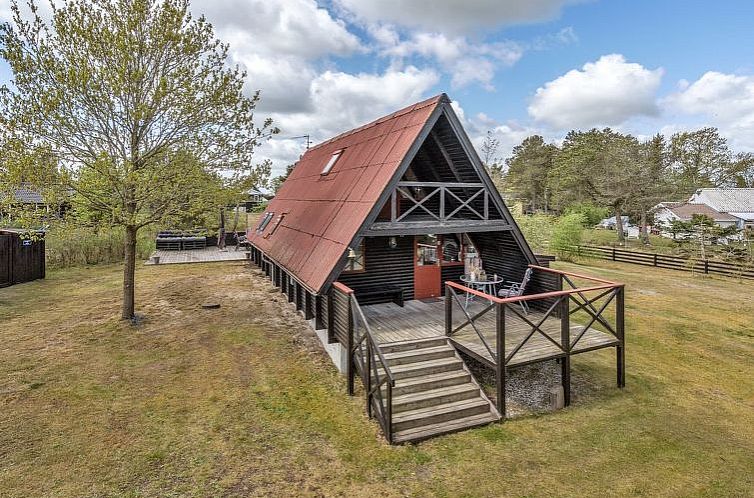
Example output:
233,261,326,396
653,202,740,230
245,187,268,210
597,215,630,229
1,183,69,221
688,188,754,230
247,94,626,443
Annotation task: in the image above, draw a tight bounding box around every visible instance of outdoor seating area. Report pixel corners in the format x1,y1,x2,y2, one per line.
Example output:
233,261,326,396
155,229,207,251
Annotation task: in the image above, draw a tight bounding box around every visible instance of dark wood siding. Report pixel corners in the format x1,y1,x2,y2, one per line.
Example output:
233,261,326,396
306,290,315,319
440,265,464,296
469,231,529,284
338,235,415,304
0,232,45,288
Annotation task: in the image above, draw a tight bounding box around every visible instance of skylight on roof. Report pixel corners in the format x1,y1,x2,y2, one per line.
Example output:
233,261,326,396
256,212,274,232
321,149,343,175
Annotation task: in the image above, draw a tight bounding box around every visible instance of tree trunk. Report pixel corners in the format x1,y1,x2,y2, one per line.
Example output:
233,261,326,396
218,208,226,250
639,211,650,245
122,225,138,320
615,206,625,243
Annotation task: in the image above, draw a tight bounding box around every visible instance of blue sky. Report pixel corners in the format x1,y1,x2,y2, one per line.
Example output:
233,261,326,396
2,0,753,175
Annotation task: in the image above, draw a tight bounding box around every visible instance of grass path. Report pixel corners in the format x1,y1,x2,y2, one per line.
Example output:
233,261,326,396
0,260,752,497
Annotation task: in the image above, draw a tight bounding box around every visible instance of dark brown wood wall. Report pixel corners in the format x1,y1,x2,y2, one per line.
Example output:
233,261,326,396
337,235,415,304
469,231,528,284
0,232,45,288
440,264,465,295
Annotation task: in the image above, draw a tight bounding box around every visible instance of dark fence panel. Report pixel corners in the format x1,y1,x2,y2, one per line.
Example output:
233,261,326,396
569,245,754,280
0,235,11,287
0,231,45,288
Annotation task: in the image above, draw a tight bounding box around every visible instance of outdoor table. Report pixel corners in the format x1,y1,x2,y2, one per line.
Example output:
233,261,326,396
460,275,504,308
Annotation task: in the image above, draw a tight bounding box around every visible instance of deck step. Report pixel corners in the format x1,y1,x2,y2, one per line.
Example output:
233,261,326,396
391,370,471,396
379,356,463,380
392,398,492,432
383,345,455,366
392,412,500,444
392,383,481,413
380,337,448,354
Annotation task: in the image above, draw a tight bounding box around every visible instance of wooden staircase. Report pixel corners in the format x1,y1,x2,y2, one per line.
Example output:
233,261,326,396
379,337,500,443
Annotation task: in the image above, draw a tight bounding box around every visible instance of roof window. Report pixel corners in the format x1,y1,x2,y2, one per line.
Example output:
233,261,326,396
321,149,343,175
264,213,286,238
256,212,274,232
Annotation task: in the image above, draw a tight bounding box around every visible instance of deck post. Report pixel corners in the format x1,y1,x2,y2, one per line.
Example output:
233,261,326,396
327,293,335,343
560,295,571,406
304,291,314,320
444,285,452,336
346,293,355,396
315,295,324,330
365,337,373,418
495,303,506,418
616,286,626,388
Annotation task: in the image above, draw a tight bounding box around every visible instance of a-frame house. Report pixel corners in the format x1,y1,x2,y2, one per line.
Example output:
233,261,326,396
248,94,626,443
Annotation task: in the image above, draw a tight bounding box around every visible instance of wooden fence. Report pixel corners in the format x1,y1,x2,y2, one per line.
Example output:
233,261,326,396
0,230,46,288
566,245,754,280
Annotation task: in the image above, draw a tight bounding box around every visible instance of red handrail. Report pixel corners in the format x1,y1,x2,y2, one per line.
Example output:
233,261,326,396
527,264,624,286
332,281,355,294
444,280,620,304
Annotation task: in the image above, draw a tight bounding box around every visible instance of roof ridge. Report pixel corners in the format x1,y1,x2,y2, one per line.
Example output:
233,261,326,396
307,93,447,153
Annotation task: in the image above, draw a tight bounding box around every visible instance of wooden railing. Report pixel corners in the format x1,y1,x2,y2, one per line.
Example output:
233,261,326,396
332,282,396,443
389,181,489,222
444,265,625,417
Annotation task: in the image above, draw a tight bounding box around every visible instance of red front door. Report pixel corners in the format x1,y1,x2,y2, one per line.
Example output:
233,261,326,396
414,235,441,299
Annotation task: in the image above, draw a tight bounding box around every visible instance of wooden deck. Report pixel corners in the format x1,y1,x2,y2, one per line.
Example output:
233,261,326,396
145,247,248,265
363,298,619,368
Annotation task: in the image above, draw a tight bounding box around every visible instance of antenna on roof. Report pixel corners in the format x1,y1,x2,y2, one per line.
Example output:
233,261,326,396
288,134,311,149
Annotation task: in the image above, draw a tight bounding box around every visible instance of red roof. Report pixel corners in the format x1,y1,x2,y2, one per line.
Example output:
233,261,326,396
248,94,445,293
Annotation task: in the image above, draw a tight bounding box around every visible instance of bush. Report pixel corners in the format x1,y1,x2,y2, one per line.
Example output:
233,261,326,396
551,213,586,260
565,203,610,227
513,213,556,253
45,224,155,269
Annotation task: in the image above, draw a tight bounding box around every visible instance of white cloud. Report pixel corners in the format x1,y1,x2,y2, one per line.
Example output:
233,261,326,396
259,66,440,175
195,0,362,59
379,32,523,89
194,0,365,114
663,71,754,149
337,0,581,34
528,54,664,129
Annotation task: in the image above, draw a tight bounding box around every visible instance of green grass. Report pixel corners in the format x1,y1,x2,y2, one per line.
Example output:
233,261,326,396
0,261,752,496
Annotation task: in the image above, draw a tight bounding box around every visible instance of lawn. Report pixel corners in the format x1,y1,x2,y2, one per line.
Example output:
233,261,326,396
1,260,752,497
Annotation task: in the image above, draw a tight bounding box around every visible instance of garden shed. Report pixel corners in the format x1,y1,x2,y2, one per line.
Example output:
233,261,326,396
0,229,46,288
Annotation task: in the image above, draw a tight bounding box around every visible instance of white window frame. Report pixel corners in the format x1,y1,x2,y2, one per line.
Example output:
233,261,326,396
321,149,343,175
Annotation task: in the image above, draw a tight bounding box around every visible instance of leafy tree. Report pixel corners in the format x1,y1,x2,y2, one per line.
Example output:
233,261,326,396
669,127,746,193
1,0,277,319
480,130,501,167
669,214,738,260
550,212,585,260
505,135,558,213
549,128,643,243
564,202,609,227
271,163,295,194
732,152,754,188
631,134,673,245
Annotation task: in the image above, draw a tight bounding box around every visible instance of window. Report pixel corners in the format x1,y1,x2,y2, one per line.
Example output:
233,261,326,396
441,234,461,263
321,149,343,175
263,213,286,238
256,212,274,232
343,241,365,272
